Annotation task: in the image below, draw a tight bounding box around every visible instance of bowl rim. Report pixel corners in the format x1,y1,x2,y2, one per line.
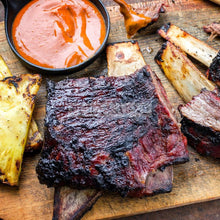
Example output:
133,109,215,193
5,0,110,74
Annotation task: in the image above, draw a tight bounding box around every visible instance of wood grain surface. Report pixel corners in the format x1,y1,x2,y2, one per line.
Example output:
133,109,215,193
0,0,219,219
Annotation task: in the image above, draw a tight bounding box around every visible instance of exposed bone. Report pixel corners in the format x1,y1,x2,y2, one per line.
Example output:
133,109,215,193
155,41,215,103
158,23,218,67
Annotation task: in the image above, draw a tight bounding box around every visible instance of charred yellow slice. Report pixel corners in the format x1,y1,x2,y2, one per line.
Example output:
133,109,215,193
155,41,215,102
0,74,42,185
0,56,43,152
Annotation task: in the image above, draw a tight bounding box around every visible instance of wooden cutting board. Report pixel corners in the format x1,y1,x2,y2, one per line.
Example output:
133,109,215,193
0,0,220,219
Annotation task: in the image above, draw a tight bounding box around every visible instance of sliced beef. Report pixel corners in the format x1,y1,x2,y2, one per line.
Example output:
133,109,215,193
36,65,188,197
179,88,220,158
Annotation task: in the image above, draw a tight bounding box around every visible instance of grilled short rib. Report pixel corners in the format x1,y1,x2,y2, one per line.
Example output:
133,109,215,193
36,65,188,197
179,89,220,158
52,42,174,220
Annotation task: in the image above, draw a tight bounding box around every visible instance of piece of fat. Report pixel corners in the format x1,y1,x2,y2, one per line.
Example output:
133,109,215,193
0,56,43,153
158,23,218,67
155,41,215,103
0,74,42,186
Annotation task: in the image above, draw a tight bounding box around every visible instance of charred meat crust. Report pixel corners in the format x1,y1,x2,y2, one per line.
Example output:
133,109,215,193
36,66,188,197
207,51,220,87
180,117,220,158
179,89,220,158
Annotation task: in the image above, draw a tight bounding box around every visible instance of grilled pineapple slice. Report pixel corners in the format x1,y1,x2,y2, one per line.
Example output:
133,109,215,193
0,56,43,152
0,74,42,185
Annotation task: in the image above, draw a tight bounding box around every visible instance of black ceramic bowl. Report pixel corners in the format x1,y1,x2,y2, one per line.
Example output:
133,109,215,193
1,0,110,74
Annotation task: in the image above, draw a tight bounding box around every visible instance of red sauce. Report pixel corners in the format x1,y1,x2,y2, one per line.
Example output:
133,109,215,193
12,0,106,69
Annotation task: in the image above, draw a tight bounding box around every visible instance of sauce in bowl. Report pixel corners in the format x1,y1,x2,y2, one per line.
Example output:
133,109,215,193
12,0,106,69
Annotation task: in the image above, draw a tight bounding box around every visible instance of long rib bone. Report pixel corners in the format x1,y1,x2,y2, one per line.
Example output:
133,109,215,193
155,41,215,103
158,23,218,67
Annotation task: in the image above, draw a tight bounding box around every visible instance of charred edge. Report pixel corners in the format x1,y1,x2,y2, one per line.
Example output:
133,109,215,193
180,117,220,158
25,130,43,153
158,22,171,34
2,75,16,82
0,168,4,176
107,40,137,47
26,77,39,93
15,160,20,171
0,177,9,186
29,131,42,142
138,21,155,33
159,157,189,171
24,139,43,154
2,76,21,89
0,167,15,186
151,185,172,195
207,50,220,86
154,42,168,63
128,187,172,198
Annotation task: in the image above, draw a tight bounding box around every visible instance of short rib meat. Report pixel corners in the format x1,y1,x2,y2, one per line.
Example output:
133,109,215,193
179,89,220,158
36,65,188,197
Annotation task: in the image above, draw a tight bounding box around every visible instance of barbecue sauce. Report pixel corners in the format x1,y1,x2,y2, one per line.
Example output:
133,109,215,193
12,0,106,68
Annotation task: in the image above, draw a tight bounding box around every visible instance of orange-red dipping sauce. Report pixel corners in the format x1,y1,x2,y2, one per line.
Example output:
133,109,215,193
12,0,106,69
